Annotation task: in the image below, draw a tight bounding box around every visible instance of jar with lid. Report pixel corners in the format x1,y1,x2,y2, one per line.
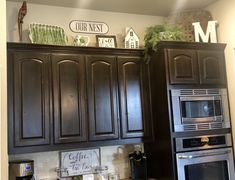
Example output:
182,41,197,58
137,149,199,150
94,165,109,180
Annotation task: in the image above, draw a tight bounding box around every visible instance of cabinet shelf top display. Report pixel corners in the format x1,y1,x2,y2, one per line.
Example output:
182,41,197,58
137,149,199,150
7,42,144,56
155,41,226,51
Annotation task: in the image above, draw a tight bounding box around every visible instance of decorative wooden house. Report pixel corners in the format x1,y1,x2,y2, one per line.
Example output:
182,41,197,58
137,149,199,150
125,27,139,49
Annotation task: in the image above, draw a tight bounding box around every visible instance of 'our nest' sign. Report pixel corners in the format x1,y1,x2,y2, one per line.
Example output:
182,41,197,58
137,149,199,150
69,20,109,34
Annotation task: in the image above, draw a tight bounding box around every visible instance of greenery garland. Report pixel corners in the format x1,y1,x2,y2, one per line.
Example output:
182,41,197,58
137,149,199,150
144,24,185,63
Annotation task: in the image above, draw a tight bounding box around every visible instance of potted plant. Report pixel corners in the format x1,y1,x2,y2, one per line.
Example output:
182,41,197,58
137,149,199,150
144,24,185,63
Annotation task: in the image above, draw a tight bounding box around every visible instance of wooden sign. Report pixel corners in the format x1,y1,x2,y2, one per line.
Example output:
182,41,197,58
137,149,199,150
60,148,100,177
69,20,109,34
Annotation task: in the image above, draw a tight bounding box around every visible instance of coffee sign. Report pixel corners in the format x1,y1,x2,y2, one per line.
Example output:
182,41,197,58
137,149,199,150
69,20,109,34
60,148,100,177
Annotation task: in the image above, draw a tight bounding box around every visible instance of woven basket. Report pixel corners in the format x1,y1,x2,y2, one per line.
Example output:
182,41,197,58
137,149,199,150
167,10,213,42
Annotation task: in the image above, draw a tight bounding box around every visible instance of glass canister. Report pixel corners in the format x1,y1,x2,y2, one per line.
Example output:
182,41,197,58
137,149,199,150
94,166,109,180
108,172,120,180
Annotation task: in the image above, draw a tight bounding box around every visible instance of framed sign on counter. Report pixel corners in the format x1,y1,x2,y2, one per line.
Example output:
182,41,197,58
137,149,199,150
59,148,100,177
96,35,117,48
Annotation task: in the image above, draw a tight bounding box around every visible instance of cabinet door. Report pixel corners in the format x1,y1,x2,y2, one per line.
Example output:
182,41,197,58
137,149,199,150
86,56,119,141
118,57,149,138
198,50,226,85
9,52,50,147
52,54,87,144
167,49,199,84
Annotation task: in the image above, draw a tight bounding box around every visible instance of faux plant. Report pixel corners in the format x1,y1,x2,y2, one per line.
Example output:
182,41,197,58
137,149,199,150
144,24,185,63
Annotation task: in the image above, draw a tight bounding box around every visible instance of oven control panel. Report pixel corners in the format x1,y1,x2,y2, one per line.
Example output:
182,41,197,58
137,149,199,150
175,134,232,152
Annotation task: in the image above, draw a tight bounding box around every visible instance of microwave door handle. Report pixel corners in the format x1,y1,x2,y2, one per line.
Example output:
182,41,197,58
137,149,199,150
180,96,216,101
178,150,231,159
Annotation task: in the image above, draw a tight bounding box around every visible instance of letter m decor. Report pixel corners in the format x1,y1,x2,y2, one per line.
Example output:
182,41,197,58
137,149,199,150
192,20,218,43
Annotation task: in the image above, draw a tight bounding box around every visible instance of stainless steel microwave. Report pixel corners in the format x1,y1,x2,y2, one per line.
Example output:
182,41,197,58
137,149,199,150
171,89,230,132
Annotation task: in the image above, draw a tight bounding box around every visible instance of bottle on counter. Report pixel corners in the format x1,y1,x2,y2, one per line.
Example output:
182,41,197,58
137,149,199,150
129,145,147,180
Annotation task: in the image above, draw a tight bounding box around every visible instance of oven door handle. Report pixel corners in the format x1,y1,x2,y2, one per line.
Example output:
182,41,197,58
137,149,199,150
178,150,231,159
180,96,219,101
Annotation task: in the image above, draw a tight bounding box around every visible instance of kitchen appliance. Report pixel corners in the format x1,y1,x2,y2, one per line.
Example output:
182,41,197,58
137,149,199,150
171,88,230,132
9,160,34,180
175,133,232,152
176,148,235,180
175,134,235,180
129,149,147,180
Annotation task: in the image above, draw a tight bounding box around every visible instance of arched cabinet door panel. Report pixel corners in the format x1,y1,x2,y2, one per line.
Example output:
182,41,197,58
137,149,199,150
8,51,50,147
86,55,119,141
198,50,226,85
51,54,87,144
167,49,199,84
118,57,151,138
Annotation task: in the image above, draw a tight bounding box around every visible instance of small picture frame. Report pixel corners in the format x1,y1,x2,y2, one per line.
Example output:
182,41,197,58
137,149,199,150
96,35,117,48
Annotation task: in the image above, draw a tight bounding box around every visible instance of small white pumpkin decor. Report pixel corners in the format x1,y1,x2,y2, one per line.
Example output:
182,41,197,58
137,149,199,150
125,27,140,49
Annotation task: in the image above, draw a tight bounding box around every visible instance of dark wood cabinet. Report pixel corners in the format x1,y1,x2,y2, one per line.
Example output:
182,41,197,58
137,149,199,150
198,50,226,84
168,49,199,84
8,43,152,154
167,47,226,85
145,41,228,180
86,55,119,141
118,57,146,138
8,51,50,147
51,54,87,144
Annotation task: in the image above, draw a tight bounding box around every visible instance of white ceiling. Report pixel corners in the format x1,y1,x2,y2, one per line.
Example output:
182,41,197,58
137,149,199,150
7,0,218,16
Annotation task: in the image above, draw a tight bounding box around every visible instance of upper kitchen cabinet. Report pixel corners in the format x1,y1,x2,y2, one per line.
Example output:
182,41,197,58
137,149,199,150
168,49,199,84
197,50,226,85
118,57,152,139
8,50,50,149
86,55,119,141
165,42,226,86
86,55,152,141
7,43,152,154
51,54,87,144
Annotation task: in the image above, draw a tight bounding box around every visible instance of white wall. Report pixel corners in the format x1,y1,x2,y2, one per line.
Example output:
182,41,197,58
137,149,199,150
9,144,140,180
206,0,235,146
0,0,8,180
7,1,164,47
6,2,162,180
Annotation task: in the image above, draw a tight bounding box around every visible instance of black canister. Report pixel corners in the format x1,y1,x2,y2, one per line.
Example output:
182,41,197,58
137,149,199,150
129,148,147,180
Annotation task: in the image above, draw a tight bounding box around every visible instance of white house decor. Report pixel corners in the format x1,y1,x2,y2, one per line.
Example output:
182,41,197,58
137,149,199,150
192,20,218,43
125,27,139,49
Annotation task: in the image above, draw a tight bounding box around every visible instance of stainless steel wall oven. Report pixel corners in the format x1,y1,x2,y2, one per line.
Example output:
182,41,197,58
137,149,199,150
175,134,235,180
171,89,230,132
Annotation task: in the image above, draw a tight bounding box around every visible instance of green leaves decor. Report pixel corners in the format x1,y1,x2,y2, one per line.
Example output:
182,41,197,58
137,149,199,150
29,23,67,45
144,24,185,63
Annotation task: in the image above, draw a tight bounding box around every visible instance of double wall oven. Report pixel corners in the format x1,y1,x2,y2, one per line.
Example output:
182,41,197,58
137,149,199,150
170,88,235,180
175,134,235,180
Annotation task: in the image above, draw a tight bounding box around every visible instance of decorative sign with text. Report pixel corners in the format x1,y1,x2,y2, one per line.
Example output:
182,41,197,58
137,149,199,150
69,20,109,34
60,148,100,177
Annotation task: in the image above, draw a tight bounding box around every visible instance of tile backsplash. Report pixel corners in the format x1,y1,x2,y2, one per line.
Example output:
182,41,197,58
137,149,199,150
9,144,143,180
